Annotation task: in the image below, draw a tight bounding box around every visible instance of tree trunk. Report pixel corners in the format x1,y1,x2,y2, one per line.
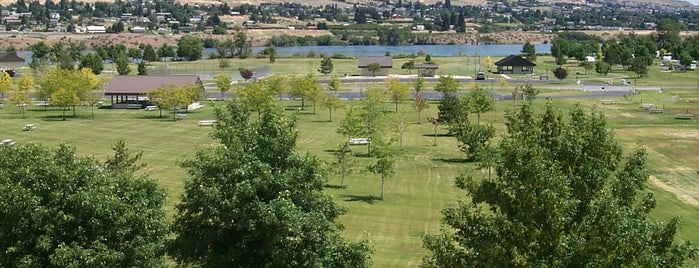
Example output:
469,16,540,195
328,109,332,122
301,98,305,110
62,107,66,121
380,175,385,200
395,100,398,113
417,110,422,123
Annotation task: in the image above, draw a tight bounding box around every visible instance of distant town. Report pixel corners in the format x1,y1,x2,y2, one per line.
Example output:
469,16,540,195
1,0,698,46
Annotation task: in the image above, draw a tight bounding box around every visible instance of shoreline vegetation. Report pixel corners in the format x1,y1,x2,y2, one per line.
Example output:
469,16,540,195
5,30,697,51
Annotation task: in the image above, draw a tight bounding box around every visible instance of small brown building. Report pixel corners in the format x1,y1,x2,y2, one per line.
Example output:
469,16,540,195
415,63,439,77
0,52,25,70
105,75,203,109
494,55,536,74
358,56,392,76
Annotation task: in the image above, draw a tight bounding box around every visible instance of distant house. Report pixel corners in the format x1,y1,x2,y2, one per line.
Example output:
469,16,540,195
105,75,203,109
358,56,392,76
83,25,106,33
415,63,439,77
494,55,536,74
0,52,25,70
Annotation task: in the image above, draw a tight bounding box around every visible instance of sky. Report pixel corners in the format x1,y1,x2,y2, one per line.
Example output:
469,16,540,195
687,0,699,5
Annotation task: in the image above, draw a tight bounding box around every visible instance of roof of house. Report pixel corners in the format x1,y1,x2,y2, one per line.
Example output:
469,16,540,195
358,56,393,68
415,63,439,69
494,55,536,67
105,75,203,95
0,52,25,63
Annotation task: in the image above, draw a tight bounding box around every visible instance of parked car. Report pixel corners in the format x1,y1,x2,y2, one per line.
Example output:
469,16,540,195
476,72,486,80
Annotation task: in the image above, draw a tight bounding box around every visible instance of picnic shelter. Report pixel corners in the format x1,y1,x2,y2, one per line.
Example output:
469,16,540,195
105,75,203,109
494,55,536,74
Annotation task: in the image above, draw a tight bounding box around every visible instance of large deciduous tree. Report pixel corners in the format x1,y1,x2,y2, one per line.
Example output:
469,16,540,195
422,102,697,267
168,102,373,267
177,35,204,61
0,143,167,267
289,73,322,112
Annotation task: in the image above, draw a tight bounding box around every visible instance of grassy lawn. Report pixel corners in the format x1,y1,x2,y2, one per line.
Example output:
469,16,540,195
2,56,698,266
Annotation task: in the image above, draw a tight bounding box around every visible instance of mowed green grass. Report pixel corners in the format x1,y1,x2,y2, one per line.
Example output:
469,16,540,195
2,70,699,266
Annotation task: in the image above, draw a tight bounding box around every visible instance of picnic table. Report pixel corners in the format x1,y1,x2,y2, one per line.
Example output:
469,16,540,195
675,114,693,120
22,124,36,131
198,120,217,126
601,100,614,105
640,103,654,109
648,108,664,114
145,106,158,111
349,138,370,145
175,114,187,120
1,139,15,146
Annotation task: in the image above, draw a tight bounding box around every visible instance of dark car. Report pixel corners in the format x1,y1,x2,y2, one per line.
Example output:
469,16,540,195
475,72,486,80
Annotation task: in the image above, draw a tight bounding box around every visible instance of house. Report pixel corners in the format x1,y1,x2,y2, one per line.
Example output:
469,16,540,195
415,63,439,77
0,52,25,70
358,56,392,76
84,25,106,33
105,75,203,109
494,55,536,74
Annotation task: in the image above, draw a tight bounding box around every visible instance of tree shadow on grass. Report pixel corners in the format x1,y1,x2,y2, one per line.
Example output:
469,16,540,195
433,157,472,163
421,133,453,137
324,184,346,189
340,194,381,204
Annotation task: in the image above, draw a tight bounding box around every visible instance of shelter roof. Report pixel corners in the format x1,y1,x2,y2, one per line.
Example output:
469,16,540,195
105,75,202,95
494,55,536,67
358,56,393,68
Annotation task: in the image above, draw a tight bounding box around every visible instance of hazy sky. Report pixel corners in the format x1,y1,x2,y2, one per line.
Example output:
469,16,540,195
687,0,699,5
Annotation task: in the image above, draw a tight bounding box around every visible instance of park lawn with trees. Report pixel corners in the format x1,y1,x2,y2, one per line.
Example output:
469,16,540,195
1,83,698,266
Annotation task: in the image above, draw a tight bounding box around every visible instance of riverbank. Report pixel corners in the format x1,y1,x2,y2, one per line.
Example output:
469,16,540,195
0,30,557,50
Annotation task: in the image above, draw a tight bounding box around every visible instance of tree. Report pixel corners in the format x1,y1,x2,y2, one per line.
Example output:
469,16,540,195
146,85,192,120
401,60,416,74
214,72,232,100
367,147,396,200
158,44,176,61
467,83,494,125
413,76,425,93
595,61,611,75
168,102,373,267
629,57,649,78
137,61,147,75
29,41,51,73
434,75,460,93
142,44,158,62
480,56,494,72
521,83,539,102
367,62,381,77
78,53,104,75
552,67,568,81
580,61,594,75
331,142,356,188
320,93,342,122
328,75,343,92
412,92,429,124
289,74,322,112
319,57,334,75
177,35,204,61
232,29,252,58
51,88,79,120
235,79,279,118
9,75,34,117
0,143,167,267
387,77,410,113
239,68,253,81
435,76,464,126
522,41,537,61
115,53,131,75
422,102,698,267
0,71,11,98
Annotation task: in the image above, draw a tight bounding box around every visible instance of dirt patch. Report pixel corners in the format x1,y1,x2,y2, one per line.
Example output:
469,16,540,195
649,175,699,208
662,131,699,139
620,113,637,118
